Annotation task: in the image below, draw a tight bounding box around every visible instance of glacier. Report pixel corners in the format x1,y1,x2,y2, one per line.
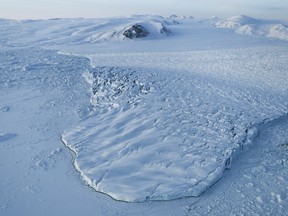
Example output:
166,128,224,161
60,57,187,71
62,47,288,202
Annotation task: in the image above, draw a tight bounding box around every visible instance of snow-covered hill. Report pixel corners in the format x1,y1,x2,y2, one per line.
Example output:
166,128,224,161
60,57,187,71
215,15,288,41
215,15,256,29
1,14,288,49
0,15,173,46
0,14,288,215
267,24,288,41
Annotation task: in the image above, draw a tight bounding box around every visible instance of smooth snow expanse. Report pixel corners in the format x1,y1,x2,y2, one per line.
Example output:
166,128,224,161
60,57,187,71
1,15,288,214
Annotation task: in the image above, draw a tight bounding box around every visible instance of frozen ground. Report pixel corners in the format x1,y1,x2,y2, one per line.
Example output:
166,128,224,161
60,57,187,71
0,15,288,215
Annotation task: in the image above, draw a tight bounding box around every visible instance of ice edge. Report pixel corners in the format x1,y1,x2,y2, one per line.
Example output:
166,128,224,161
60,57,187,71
61,113,288,202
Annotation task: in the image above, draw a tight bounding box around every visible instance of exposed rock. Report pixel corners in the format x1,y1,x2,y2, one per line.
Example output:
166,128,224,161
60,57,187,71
123,24,150,39
160,24,172,35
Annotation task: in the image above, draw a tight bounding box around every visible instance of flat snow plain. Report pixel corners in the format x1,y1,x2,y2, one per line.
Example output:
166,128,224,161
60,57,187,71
0,15,288,215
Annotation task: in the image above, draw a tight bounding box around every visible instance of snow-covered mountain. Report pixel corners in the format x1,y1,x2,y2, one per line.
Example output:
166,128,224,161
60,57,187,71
267,24,288,41
0,15,173,46
215,15,257,29
1,14,288,48
215,15,288,41
0,14,288,215
84,20,172,43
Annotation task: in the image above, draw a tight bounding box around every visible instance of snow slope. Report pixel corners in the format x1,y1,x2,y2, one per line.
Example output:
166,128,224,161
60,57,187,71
1,14,288,215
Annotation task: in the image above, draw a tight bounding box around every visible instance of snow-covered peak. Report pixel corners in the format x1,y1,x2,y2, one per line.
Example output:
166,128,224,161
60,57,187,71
216,15,288,41
1,15,173,45
267,24,288,41
235,24,256,36
215,15,257,29
168,14,194,19
85,20,172,43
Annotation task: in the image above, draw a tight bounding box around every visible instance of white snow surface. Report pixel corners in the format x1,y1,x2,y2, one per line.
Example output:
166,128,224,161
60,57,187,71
1,14,288,214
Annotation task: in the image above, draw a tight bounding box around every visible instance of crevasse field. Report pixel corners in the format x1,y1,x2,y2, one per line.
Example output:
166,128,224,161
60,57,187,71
0,15,288,215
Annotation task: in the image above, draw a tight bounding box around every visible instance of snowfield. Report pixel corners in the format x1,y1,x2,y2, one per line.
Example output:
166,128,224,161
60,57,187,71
1,15,288,215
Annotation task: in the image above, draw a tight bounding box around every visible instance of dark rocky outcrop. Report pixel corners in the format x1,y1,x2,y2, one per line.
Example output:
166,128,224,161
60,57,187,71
123,24,150,39
160,25,172,35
